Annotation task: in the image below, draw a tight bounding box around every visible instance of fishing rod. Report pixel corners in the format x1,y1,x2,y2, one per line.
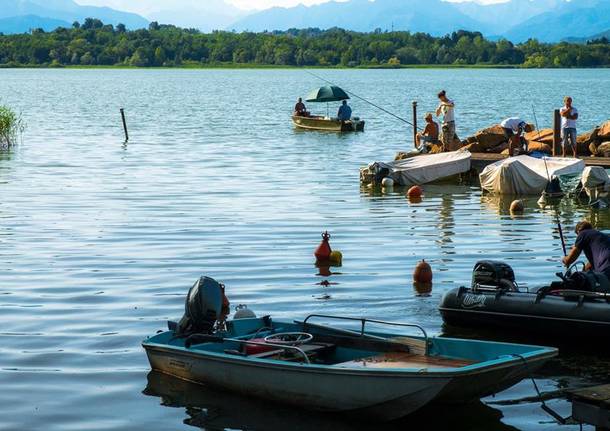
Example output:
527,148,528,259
532,105,568,256
304,69,423,130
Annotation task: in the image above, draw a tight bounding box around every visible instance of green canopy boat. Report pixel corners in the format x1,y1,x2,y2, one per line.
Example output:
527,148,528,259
292,85,365,132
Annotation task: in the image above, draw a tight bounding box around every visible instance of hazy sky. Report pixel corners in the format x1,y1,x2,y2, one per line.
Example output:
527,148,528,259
75,0,337,12
75,0,501,13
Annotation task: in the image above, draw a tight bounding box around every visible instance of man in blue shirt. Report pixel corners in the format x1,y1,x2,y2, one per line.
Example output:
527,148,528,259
563,221,610,277
337,100,352,121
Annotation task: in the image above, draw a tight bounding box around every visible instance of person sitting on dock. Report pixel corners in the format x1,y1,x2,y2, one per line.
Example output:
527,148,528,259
294,98,308,116
563,221,610,279
500,117,533,156
415,113,439,154
560,96,578,158
337,100,352,122
435,90,456,152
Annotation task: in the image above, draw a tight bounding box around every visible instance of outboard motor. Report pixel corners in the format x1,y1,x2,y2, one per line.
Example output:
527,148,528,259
175,276,228,336
471,260,517,291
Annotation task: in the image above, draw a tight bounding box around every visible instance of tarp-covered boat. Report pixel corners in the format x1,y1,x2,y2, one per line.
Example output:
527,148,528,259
480,155,585,195
143,276,557,421
574,166,610,208
361,151,472,186
440,260,610,338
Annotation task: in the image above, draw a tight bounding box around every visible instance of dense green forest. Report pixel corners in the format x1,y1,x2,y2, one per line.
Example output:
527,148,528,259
1,18,610,68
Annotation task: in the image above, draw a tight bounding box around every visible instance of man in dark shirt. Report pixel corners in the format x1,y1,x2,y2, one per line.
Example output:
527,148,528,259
294,98,307,116
562,221,610,276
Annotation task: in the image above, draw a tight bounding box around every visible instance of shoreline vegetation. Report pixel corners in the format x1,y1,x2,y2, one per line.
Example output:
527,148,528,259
1,19,610,69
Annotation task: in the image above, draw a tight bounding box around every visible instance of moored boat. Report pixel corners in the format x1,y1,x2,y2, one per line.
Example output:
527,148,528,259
143,276,557,421
360,150,472,186
440,260,610,338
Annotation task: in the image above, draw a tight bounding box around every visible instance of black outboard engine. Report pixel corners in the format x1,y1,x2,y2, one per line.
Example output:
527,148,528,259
471,260,517,291
175,276,226,336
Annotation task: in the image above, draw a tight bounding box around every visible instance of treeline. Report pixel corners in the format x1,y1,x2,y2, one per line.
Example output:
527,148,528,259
1,19,610,68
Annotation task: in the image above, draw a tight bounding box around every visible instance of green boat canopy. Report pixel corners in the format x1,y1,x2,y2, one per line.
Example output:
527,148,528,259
305,86,350,103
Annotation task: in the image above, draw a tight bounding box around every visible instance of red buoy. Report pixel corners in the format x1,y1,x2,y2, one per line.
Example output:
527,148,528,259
314,231,332,262
413,260,433,284
407,186,423,199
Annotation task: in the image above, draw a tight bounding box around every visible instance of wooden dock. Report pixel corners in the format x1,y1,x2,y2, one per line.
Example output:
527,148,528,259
470,153,610,173
569,384,610,430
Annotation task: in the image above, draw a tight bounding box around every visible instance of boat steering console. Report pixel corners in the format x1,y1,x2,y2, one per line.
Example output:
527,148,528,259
264,332,314,346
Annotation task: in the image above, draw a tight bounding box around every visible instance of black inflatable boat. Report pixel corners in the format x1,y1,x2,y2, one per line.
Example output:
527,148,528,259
439,261,610,338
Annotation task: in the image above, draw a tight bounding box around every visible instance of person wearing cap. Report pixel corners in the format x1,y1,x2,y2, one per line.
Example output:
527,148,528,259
560,96,578,158
563,220,610,279
435,90,456,151
415,112,440,154
500,117,533,156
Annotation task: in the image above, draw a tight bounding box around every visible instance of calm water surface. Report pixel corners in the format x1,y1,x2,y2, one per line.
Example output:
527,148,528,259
2,69,610,430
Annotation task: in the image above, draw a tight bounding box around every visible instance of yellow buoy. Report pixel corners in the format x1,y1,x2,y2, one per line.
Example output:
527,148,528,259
329,250,343,266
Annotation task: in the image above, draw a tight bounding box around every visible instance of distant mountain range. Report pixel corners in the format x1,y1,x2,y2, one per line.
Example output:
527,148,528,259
1,0,610,44
229,0,486,35
0,0,148,33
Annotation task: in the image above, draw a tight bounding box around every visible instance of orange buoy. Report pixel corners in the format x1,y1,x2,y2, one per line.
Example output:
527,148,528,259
413,260,433,284
407,186,423,199
407,195,422,204
314,231,332,263
413,281,433,296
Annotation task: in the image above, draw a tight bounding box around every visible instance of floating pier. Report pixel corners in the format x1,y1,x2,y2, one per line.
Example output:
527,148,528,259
470,153,610,174
569,384,610,430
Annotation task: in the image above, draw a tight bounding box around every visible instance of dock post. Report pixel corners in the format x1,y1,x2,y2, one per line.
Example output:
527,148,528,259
412,101,417,147
120,108,129,142
553,109,561,156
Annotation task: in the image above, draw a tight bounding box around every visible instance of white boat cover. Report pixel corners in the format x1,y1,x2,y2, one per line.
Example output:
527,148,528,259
581,166,610,189
374,151,472,186
480,155,585,195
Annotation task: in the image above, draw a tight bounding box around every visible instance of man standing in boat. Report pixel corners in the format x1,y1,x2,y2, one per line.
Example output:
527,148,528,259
560,96,578,158
416,112,440,153
337,100,352,122
435,90,456,152
563,221,610,279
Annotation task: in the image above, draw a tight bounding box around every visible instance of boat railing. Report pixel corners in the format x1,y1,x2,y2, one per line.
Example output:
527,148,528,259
225,338,311,364
302,314,429,354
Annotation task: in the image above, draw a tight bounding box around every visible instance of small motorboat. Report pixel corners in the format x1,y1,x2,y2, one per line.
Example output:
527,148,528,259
143,276,557,421
292,86,365,132
292,114,365,132
440,260,610,338
360,150,471,186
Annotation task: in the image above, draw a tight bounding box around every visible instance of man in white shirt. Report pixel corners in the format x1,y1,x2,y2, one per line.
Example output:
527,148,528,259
500,117,533,156
560,96,578,158
435,90,456,151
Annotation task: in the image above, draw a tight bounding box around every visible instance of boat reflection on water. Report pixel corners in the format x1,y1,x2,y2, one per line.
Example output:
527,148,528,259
144,371,519,431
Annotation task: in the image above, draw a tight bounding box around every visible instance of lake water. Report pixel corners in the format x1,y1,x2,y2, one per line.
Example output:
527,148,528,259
1,68,610,430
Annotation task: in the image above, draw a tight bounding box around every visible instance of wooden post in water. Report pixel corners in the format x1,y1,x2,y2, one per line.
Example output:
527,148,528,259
553,109,561,156
120,108,129,142
412,101,417,147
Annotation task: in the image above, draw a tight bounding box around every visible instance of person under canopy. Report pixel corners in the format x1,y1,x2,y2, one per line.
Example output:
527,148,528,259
294,97,308,116
337,100,352,121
